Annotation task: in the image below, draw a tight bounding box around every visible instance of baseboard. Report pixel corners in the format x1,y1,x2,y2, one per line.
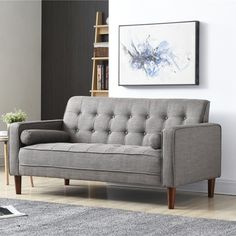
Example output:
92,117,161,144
109,178,236,196
179,178,236,195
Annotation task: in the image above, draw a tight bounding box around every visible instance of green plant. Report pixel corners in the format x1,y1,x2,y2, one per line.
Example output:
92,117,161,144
1,109,27,124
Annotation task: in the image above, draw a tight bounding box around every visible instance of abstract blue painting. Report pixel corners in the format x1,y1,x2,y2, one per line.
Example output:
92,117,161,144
119,21,199,85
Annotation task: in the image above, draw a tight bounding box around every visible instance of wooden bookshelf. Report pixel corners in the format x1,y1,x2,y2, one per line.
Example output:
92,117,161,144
89,90,109,97
92,57,109,60
94,25,109,28
94,25,108,35
90,12,109,97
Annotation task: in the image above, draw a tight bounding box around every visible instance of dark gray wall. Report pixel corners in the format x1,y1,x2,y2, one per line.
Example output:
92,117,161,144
42,0,108,119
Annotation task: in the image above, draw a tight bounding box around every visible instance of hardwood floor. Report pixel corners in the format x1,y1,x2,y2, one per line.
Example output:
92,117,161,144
1,168,236,221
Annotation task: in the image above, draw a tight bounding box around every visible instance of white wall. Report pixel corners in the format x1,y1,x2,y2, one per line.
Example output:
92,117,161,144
110,0,236,194
0,1,41,164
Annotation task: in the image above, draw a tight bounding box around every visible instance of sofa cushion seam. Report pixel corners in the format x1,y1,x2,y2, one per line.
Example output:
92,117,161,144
173,124,220,132
21,148,161,157
19,164,160,176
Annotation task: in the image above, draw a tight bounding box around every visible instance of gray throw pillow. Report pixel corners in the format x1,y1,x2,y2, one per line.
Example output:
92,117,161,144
20,129,70,145
149,133,162,149
143,133,161,149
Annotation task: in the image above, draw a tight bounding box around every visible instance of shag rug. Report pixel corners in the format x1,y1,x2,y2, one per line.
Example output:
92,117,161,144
0,198,236,236
0,205,26,219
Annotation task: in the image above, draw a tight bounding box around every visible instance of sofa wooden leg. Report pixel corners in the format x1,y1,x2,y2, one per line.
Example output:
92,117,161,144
208,178,215,198
167,187,176,209
64,179,70,186
15,176,22,194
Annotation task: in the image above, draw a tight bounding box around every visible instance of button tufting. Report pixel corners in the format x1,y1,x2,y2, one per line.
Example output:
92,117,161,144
124,131,128,135
129,115,132,119
91,129,95,133
183,116,187,120
108,130,111,134
143,131,146,135
146,115,149,119
111,115,115,119
165,116,168,120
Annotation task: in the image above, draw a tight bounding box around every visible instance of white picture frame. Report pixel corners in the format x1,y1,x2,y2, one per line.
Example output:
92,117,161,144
118,21,199,86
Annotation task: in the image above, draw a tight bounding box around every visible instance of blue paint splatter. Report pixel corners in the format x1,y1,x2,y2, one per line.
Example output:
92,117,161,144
122,36,189,77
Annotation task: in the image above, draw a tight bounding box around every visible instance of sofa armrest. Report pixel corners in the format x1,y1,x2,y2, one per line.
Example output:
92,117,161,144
162,123,221,187
9,120,63,176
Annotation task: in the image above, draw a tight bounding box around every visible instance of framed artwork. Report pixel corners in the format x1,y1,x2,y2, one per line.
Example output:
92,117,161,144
118,21,199,86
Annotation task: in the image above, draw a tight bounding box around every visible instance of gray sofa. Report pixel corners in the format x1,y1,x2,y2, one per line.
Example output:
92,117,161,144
9,96,221,209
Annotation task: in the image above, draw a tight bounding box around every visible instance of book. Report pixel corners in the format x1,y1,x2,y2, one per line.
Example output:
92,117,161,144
94,47,108,57
101,64,105,90
97,65,102,90
94,42,109,48
105,64,109,90
96,63,108,91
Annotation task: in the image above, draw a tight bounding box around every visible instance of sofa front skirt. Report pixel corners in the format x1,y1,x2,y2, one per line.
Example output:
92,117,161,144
18,143,162,186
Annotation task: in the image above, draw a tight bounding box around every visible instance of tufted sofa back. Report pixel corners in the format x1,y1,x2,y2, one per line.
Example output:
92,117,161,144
63,96,210,147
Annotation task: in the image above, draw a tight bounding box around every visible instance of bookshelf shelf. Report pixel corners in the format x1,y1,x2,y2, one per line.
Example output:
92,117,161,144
92,57,109,60
90,90,109,93
90,12,109,97
94,25,108,35
94,25,109,28
90,90,108,97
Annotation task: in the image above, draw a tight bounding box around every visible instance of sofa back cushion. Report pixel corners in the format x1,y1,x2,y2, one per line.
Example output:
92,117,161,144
63,96,210,147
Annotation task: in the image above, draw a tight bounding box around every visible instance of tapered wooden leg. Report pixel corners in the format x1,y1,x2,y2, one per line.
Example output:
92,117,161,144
4,142,9,185
64,179,70,186
30,176,34,187
15,176,22,194
167,187,176,209
208,178,215,198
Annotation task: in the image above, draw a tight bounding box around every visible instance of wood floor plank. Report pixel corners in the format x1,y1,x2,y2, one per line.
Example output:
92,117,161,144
1,168,236,221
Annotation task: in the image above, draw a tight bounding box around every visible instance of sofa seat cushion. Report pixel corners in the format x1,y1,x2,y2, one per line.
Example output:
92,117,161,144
19,143,162,178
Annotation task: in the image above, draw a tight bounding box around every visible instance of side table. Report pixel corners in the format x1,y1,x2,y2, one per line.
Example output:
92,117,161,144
0,131,34,187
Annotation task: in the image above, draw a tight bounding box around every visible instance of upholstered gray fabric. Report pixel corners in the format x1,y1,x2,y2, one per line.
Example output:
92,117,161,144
9,120,63,175
147,133,162,149
19,143,162,186
20,129,70,146
20,165,161,186
162,123,221,187
9,96,221,190
63,97,210,148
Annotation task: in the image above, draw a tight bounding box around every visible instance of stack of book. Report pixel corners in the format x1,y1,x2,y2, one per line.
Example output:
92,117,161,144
94,42,109,57
97,63,109,90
